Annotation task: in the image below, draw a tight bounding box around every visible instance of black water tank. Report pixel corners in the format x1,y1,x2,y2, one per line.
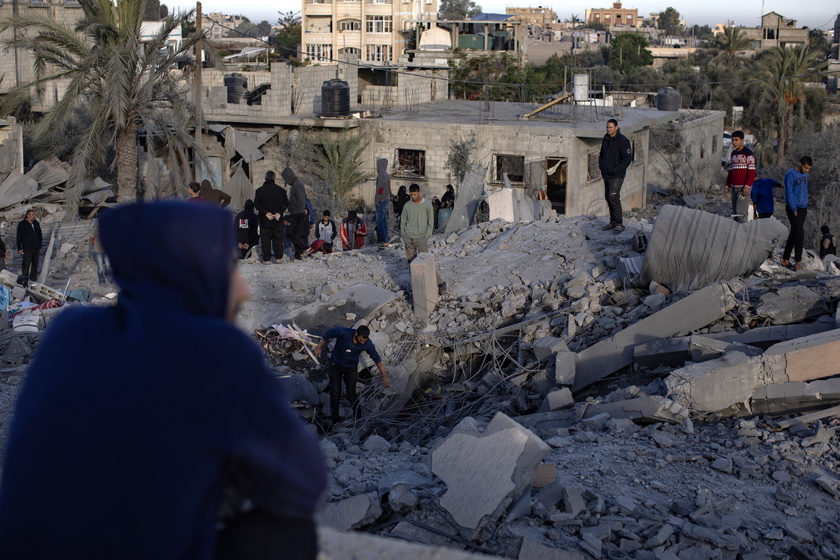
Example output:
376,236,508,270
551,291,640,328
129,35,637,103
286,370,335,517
224,73,248,104
321,79,350,117
656,87,680,111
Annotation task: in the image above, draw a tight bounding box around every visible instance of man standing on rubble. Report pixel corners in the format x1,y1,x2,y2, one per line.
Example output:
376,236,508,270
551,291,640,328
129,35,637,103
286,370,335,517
724,131,756,223
599,119,632,234
255,170,289,263
282,167,310,260
0,201,327,560
314,325,390,426
374,158,392,245
401,184,445,293
16,208,42,280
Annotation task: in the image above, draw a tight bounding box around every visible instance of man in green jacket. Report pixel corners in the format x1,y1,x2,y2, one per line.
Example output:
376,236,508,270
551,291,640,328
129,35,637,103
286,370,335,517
400,184,444,293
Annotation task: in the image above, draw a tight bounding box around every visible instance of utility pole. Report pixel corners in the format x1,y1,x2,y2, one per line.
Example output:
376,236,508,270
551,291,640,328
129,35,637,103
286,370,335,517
194,1,203,181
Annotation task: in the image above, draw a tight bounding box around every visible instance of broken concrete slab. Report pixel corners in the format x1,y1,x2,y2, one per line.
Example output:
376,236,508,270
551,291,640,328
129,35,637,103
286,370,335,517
700,320,836,349
445,163,486,234
754,285,828,325
764,328,840,383
664,351,770,413
554,350,575,386
749,378,840,416
431,412,550,540
261,282,398,335
639,205,788,292
572,282,737,392
578,395,689,424
316,492,382,531
532,336,568,363
319,526,502,559
541,388,574,412
634,335,762,370
518,537,587,559
410,252,439,320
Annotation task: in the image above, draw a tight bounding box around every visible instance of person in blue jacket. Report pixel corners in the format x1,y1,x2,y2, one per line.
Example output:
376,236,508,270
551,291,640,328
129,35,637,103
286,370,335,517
314,325,390,425
781,156,813,270
0,201,326,560
749,177,781,219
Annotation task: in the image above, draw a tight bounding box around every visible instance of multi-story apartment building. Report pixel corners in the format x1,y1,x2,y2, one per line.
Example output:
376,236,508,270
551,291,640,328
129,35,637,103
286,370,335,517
585,2,640,29
301,0,438,65
505,7,557,29
737,12,809,50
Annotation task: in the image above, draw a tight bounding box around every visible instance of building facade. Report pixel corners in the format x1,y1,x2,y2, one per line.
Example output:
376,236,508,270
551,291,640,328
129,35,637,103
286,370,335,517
505,7,557,29
585,2,640,29
737,12,809,50
301,0,438,65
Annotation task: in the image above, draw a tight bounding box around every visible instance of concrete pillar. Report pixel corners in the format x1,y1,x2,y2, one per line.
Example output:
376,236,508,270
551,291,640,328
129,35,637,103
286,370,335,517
410,253,439,320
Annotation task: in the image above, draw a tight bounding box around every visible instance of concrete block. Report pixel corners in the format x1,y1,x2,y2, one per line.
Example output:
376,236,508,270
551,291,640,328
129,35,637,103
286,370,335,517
445,164,486,234
616,255,643,287
764,328,840,383
755,285,828,325
701,320,836,349
664,351,770,412
316,492,382,531
320,526,502,559
554,351,576,386
362,434,391,453
431,412,550,540
634,338,690,369
579,395,689,424
388,483,418,512
411,252,439,321
532,464,556,488
544,388,574,411
532,336,569,363
572,283,736,392
749,378,840,416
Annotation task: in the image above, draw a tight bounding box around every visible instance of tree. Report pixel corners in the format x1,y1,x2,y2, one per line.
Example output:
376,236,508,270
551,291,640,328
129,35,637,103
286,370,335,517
143,0,160,20
255,20,272,37
765,45,820,160
606,33,652,71
710,26,751,67
444,133,477,190
585,21,607,32
658,7,681,36
439,0,481,21
276,11,301,59
312,127,372,204
234,20,259,38
2,0,205,209
565,14,581,29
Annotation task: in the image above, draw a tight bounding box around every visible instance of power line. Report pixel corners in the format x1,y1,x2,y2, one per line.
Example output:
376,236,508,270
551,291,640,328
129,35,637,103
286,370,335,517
205,15,839,93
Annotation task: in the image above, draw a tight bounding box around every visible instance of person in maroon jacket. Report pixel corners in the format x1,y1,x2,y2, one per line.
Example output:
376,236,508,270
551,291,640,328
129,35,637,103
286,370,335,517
724,130,756,223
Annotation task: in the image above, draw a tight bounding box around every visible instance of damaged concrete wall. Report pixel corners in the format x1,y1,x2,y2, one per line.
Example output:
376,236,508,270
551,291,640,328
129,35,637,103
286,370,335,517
647,111,725,194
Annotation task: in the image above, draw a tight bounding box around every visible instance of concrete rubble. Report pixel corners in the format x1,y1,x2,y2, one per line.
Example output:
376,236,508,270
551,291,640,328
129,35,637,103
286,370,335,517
3,196,840,560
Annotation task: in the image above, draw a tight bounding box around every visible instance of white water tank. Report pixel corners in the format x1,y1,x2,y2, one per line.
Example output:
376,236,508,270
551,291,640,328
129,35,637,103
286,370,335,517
573,73,590,102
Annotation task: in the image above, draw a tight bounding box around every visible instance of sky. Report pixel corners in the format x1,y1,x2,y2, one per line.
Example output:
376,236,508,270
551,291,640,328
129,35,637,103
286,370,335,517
166,0,838,31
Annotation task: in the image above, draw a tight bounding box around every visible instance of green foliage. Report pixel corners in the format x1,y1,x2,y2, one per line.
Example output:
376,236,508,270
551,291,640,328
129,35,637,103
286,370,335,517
438,0,481,21
312,127,373,204
444,133,477,189
275,11,301,59
606,33,652,71
2,0,206,211
585,21,607,32
658,7,681,36
711,27,752,67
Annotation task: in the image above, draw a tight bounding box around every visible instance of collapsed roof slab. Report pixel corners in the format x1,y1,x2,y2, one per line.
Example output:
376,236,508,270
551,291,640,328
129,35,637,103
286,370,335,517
640,205,788,292
571,282,737,393
749,378,840,416
261,282,398,337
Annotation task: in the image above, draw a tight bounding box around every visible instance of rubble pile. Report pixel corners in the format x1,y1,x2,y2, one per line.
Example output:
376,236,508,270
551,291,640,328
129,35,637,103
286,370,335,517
0,192,839,558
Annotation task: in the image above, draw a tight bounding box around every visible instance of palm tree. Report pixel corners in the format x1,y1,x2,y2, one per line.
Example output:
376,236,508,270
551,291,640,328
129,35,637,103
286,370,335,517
312,127,372,203
711,26,752,67
565,14,582,29
2,0,204,211
765,45,820,160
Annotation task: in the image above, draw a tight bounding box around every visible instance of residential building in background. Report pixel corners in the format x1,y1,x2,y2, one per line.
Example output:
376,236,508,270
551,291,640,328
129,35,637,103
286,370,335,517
301,0,438,65
505,7,557,29
585,2,641,29
735,12,809,50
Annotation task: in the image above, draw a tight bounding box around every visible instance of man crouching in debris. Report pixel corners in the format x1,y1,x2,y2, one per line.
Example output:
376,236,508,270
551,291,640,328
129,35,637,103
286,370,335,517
314,325,390,426
0,202,327,560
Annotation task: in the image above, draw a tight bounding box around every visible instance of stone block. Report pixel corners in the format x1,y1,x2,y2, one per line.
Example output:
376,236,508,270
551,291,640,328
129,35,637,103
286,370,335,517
544,388,574,411
755,285,828,325
554,351,576,386
579,395,689,424
519,537,587,560
411,252,439,321
316,492,382,531
764,328,840,383
532,336,568,363
572,283,736,392
431,412,550,540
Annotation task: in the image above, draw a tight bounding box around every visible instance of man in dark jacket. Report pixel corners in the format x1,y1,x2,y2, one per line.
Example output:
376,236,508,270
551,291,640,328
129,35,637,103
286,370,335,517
198,179,232,208
598,119,632,233
0,201,327,560
254,170,289,263
282,167,309,260
16,208,43,280
314,325,390,425
234,199,260,259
